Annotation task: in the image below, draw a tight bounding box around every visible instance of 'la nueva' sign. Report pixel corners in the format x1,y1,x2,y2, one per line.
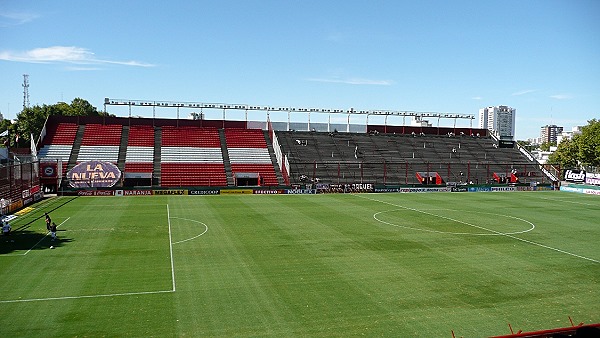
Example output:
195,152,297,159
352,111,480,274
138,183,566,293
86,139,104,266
67,160,121,188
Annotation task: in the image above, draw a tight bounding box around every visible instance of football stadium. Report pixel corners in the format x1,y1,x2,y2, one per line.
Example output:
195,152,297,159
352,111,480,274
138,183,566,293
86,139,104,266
1,102,599,337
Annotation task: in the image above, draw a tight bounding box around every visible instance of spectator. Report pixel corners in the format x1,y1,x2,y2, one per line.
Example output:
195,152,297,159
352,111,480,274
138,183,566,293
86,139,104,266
2,221,11,236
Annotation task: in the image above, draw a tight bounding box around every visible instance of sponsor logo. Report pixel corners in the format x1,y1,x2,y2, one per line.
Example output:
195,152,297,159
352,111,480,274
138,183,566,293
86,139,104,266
95,190,114,196
560,186,583,193
564,170,585,183
77,190,115,196
286,189,317,194
585,173,600,186
68,161,121,188
124,190,153,196
220,189,253,195
189,190,220,195
491,187,516,192
253,190,282,194
399,187,451,193
154,190,187,195
43,165,56,177
78,191,94,196
583,189,600,195
351,183,373,191
374,188,400,193
468,186,492,192
33,192,44,201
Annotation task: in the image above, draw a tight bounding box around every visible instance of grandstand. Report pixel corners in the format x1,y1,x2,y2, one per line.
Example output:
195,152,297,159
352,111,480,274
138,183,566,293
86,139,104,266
30,114,555,190
2,108,597,338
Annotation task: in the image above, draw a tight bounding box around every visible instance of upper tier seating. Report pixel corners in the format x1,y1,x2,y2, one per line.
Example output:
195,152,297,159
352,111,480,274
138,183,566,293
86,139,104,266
37,122,79,175
41,122,79,146
225,128,278,185
125,125,154,173
160,127,227,187
77,124,122,163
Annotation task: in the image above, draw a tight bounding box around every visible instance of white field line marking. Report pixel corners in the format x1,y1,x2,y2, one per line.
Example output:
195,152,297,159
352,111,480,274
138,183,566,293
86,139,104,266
170,217,208,245
538,196,600,207
373,209,535,236
0,289,174,304
355,194,600,264
364,196,530,236
88,204,171,207
0,206,177,303
167,204,176,292
22,217,70,256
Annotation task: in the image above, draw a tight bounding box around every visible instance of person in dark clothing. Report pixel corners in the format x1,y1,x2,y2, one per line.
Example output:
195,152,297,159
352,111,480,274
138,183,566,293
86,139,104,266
45,213,51,232
50,222,58,241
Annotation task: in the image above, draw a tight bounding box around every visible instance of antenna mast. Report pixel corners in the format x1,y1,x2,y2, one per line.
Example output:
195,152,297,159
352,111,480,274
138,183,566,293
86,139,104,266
22,74,30,109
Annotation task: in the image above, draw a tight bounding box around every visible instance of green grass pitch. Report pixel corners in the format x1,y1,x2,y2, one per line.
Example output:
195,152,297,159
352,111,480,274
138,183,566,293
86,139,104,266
0,191,598,337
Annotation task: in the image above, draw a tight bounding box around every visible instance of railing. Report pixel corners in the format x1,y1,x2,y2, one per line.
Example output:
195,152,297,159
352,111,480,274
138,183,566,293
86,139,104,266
515,141,559,182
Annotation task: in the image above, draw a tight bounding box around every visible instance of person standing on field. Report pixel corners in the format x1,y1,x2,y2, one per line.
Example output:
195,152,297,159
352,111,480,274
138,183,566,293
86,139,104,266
50,222,57,241
45,213,51,232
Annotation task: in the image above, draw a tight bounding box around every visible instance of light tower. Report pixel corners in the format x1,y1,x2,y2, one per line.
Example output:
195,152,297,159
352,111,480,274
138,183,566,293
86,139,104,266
22,74,30,109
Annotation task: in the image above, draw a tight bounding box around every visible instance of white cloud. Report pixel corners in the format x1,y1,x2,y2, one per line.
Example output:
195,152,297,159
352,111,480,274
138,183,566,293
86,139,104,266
511,89,537,96
471,96,483,100
0,46,155,68
306,77,394,86
0,11,40,27
549,94,573,100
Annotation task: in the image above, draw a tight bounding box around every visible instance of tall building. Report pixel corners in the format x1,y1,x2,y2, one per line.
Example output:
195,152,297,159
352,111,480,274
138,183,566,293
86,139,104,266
540,125,564,144
557,126,582,144
478,106,516,140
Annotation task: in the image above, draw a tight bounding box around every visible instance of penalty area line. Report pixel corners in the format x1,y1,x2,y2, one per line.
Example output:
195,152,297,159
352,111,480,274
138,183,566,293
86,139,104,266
355,194,600,264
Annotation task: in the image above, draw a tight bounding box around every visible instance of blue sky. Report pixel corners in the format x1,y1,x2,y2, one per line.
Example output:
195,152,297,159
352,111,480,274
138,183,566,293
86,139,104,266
1,0,598,140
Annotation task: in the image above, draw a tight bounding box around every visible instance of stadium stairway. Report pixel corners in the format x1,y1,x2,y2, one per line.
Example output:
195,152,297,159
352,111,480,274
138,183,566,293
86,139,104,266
218,129,235,186
263,130,286,185
117,125,129,172
153,127,162,186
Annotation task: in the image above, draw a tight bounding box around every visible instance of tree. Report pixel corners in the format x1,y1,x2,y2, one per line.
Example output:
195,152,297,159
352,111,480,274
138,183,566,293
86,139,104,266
14,98,106,147
577,119,600,168
517,140,535,152
547,119,600,169
547,138,578,168
0,118,15,148
67,98,102,116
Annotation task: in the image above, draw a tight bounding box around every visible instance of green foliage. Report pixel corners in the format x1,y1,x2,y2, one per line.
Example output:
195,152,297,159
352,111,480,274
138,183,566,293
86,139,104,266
0,118,17,147
577,119,600,167
547,119,600,169
547,138,578,168
12,98,105,147
517,140,534,152
539,142,554,151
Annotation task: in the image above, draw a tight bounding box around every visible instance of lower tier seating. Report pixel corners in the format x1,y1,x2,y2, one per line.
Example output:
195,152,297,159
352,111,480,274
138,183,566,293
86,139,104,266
160,163,227,187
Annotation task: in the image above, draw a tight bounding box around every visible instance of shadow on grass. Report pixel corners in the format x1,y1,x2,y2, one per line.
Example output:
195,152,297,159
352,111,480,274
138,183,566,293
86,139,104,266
12,196,79,233
0,229,73,255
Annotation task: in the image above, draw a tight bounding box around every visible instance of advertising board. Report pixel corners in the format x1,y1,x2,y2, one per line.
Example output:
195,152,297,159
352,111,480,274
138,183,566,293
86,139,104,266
67,161,121,188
